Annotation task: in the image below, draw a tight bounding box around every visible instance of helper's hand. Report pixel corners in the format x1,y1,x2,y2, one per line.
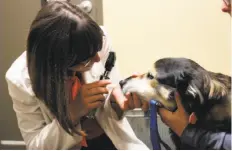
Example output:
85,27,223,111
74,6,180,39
69,80,111,124
158,92,190,136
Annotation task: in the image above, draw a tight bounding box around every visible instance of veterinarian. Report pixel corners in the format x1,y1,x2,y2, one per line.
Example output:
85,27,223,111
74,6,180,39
5,1,150,150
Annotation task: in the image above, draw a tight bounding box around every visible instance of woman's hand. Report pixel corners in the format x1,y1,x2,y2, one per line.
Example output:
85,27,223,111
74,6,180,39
69,80,111,124
111,73,149,112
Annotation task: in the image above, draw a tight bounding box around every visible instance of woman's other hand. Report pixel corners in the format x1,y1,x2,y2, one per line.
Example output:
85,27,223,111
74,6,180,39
111,73,149,112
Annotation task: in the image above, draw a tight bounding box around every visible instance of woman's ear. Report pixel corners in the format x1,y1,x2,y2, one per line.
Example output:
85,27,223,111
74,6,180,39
67,69,76,77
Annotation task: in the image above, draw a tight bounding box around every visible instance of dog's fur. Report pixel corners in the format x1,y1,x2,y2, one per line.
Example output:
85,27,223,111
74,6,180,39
120,58,231,149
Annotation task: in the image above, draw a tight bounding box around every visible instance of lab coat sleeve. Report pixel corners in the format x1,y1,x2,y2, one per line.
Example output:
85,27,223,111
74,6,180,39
6,79,82,150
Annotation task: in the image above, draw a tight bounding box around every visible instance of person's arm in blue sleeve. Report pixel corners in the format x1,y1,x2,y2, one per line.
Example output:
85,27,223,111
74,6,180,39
181,124,231,150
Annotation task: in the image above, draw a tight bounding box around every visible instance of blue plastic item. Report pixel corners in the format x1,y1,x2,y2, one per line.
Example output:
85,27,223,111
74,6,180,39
150,100,161,150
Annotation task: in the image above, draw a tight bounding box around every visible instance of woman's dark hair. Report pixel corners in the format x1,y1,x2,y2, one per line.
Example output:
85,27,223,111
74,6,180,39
27,1,103,135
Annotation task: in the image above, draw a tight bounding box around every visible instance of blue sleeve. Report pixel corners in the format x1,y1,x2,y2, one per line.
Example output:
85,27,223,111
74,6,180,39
180,124,231,150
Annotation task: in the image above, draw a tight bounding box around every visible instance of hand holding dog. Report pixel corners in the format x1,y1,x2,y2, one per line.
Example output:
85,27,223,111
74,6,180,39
158,92,190,137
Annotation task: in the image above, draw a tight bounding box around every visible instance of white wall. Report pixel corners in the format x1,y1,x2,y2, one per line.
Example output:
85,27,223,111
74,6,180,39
102,0,231,77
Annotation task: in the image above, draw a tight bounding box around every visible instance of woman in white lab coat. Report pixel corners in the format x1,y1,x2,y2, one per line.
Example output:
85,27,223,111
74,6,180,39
5,1,149,150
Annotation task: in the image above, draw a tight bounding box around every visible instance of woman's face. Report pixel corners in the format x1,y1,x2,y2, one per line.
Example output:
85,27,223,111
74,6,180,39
68,52,101,73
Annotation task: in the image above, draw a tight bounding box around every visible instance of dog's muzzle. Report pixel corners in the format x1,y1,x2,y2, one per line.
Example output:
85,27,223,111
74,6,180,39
119,72,155,88
119,76,134,88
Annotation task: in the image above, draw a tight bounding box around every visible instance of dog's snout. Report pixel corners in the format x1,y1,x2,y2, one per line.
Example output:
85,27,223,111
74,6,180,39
147,72,154,79
119,76,134,88
119,79,127,88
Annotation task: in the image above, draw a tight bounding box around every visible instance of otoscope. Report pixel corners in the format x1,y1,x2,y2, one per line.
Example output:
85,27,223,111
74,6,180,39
86,51,116,119
100,51,116,80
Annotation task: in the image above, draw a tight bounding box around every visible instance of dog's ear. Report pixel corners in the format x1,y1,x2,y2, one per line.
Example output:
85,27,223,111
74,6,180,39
174,71,198,113
175,71,205,114
175,71,192,92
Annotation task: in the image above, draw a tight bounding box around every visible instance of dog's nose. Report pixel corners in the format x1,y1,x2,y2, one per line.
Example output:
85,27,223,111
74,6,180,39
119,76,134,88
119,79,127,88
146,72,154,79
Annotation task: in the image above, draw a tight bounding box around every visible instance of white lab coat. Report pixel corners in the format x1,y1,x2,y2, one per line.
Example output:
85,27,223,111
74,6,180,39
5,27,149,150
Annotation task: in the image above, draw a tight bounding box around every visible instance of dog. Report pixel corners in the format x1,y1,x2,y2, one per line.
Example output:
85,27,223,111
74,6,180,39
119,57,231,149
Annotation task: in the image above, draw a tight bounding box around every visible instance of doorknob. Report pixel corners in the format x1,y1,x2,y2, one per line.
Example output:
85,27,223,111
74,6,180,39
78,0,93,13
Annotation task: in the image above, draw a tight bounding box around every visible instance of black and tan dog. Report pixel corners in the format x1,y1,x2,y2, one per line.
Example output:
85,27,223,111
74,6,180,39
120,58,231,149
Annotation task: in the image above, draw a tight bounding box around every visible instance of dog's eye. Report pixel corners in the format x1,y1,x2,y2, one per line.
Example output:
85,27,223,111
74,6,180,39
147,72,154,79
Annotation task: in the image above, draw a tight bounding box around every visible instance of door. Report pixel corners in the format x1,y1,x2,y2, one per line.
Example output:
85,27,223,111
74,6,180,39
0,0,102,149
